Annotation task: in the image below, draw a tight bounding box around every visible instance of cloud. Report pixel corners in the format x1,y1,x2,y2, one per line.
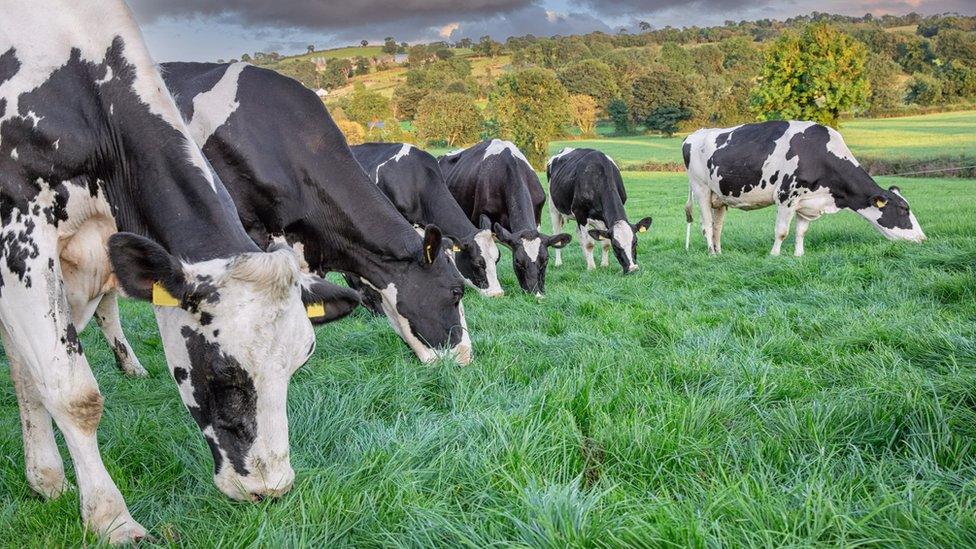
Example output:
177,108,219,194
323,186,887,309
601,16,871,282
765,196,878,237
128,0,536,30
448,5,611,40
571,0,765,18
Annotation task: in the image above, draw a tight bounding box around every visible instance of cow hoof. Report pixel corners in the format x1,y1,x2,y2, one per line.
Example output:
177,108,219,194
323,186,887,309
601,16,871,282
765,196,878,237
28,468,71,499
122,362,148,378
481,289,505,298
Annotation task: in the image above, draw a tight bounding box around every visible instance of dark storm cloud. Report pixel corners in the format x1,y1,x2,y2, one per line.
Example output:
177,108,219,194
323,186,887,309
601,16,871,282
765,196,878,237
571,0,764,17
128,0,536,30
450,5,611,40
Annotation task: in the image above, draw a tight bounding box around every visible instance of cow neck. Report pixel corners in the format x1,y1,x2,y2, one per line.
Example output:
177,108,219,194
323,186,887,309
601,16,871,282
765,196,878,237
300,153,422,280
95,51,260,262
420,171,479,239
597,181,629,226
502,164,538,232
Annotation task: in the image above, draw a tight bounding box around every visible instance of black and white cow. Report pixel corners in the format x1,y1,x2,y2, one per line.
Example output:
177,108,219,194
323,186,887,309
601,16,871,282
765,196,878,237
351,143,504,298
683,121,926,256
160,62,472,364
0,2,353,542
547,148,653,273
439,140,571,296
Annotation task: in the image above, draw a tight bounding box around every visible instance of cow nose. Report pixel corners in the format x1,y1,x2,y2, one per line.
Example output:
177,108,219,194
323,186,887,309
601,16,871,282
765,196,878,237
482,288,505,298
626,264,639,274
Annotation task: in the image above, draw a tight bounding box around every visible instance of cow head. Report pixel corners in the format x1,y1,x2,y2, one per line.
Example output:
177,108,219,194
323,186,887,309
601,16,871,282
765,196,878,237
361,225,472,365
108,233,339,501
494,223,571,296
856,186,926,243
451,216,503,297
588,217,653,273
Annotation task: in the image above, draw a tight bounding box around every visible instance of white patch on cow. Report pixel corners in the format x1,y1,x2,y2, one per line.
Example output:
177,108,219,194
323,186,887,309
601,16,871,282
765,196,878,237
358,278,472,365
612,220,637,271
444,148,465,156
825,127,859,166
855,206,927,242
483,139,531,168
392,143,413,161
10,148,17,160
24,111,42,128
547,147,575,168
186,62,247,146
372,144,414,183
95,65,113,85
522,237,542,262
793,186,840,221
52,139,59,150
474,229,503,297
109,103,114,116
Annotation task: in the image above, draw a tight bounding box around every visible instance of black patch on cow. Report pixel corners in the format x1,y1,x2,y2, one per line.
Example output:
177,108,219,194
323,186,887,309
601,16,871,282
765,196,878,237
182,276,220,314
181,326,256,476
707,121,790,197
62,324,83,355
0,214,39,287
199,312,214,326
172,366,188,384
0,48,20,85
111,339,130,372
681,141,691,169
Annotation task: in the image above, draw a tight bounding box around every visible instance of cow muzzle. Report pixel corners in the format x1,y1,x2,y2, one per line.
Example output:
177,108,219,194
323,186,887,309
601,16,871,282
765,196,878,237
214,457,295,501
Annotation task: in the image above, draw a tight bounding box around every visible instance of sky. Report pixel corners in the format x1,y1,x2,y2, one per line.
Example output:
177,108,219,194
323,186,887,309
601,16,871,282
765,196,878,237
128,0,976,62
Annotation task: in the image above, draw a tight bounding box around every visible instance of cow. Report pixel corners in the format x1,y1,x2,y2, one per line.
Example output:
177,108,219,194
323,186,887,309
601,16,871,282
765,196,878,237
0,1,357,542
547,148,653,273
351,142,504,298
439,140,571,297
160,62,472,364
683,121,926,256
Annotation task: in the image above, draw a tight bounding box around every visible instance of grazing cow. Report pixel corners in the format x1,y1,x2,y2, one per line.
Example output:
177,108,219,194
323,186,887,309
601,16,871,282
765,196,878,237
547,148,653,273
160,62,472,364
0,1,352,542
439,140,571,296
351,142,504,298
683,121,926,256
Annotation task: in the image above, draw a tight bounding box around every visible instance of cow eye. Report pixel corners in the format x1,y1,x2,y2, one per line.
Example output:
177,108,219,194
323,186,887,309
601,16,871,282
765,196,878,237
451,287,463,304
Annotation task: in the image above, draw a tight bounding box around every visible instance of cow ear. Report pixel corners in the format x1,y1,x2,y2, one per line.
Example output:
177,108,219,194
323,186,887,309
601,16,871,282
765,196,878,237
493,223,516,249
888,185,902,196
632,217,653,233
108,233,187,302
479,214,493,231
421,224,443,265
588,229,610,241
871,194,888,209
301,276,361,325
546,233,572,249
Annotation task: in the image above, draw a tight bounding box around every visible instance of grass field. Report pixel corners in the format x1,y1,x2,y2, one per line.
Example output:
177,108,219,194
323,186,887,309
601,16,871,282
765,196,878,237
2,173,974,546
549,111,976,169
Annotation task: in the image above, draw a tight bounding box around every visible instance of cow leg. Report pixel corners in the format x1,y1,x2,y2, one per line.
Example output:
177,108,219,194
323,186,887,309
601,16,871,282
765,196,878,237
549,199,565,267
694,189,716,254
600,239,610,267
794,217,811,257
1,326,70,499
771,207,795,256
711,205,728,254
579,225,596,270
94,292,147,377
0,236,145,542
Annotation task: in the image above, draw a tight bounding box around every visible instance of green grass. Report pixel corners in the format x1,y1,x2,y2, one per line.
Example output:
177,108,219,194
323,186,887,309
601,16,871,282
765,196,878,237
549,111,976,169
3,174,975,546
288,46,385,62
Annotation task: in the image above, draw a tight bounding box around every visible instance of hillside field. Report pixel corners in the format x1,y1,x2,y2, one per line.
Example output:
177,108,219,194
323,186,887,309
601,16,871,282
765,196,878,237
542,111,976,169
2,172,974,546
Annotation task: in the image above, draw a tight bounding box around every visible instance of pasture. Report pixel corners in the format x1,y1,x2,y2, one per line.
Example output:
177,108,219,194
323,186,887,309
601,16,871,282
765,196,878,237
547,110,976,169
2,173,974,546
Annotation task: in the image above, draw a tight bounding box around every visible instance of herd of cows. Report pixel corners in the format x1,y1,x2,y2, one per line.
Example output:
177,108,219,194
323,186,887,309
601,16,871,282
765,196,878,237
1,2,928,543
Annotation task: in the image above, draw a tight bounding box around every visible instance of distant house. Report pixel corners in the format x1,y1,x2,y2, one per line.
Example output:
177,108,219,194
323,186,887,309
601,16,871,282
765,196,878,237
368,120,385,130
315,88,329,98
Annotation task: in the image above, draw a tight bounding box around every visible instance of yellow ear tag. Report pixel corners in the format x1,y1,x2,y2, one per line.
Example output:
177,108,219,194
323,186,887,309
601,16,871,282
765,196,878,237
306,302,326,319
875,198,887,209
452,245,461,253
152,282,180,307
425,244,433,263
638,226,647,233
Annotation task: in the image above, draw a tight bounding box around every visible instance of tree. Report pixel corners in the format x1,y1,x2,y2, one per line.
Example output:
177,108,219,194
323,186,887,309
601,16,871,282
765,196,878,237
476,35,503,58
936,60,976,101
336,118,366,145
435,48,455,60
487,68,570,168
906,72,943,105
393,85,429,120
360,40,369,47
354,56,370,75
274,60,320,89
934,29,976,68
644,106,692,137
659,42,693,73
750,23,870,126
415,92,483,146
639,21,652,32
240,53,252,63
607,98,634,134
346,84,393,124
629,67,693,126
382,37,398,55
557,59,618,110
864,53,904,114
567,94,598,137
408,44,429,66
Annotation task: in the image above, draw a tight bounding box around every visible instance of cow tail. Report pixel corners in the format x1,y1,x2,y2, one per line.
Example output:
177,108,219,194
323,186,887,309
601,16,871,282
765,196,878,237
684,184,693,251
